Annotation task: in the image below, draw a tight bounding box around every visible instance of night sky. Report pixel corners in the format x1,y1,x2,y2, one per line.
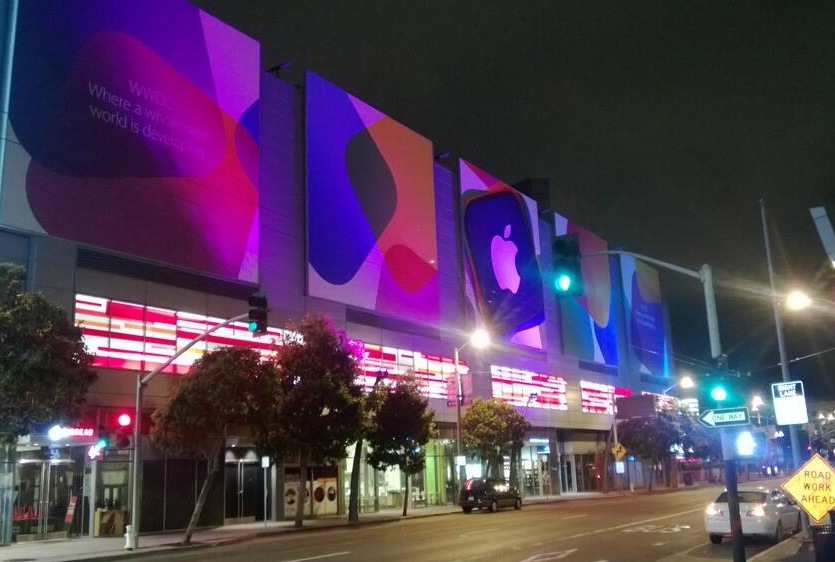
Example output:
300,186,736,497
193,1,835,402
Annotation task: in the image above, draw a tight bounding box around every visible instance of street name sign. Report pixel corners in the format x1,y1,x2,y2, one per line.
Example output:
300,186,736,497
771,380,809,425
781,453,835,523
698,407,750,428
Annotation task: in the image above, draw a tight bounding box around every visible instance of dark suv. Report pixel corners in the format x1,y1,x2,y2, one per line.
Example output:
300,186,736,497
459,478,521,513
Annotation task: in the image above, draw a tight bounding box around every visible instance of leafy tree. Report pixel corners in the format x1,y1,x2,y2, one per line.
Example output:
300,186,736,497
151,346,275,545
616,410,686,491
0,263,96,444
366,371,437,516
260,313,363,528
461,398,530,480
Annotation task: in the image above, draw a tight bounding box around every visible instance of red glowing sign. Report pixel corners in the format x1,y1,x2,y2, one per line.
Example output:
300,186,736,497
491,365,568,410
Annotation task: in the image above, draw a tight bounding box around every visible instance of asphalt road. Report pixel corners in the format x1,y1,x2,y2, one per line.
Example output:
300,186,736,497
129,481,791,562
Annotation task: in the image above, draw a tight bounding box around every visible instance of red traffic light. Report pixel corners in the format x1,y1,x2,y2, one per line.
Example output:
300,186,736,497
117,413,132,428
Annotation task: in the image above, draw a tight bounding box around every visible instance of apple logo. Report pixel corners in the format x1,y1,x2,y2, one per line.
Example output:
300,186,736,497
490,224,521,293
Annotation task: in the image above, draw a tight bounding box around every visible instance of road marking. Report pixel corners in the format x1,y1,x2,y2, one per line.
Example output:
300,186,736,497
458,527,501,538
280,552,350,562
562,514,588,520
554,507,703,542
520,548,578,561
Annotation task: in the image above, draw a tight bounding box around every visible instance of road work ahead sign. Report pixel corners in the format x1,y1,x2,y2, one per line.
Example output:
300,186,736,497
781,453,835,523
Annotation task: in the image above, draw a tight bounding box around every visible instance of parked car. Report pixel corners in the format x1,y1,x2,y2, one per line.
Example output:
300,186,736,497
459,478,521,513
704,486,801,544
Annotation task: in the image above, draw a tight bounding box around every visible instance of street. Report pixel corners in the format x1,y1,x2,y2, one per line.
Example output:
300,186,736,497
128,480,791,562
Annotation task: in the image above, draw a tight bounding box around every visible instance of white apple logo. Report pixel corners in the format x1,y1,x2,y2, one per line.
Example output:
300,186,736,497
490,224,521,294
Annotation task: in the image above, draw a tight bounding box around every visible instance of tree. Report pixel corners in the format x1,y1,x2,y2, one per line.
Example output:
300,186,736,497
366,371,437,516
616,411,686,491
0,263,96,444
151,346,275,545
262,313,363,528
461,398,530,480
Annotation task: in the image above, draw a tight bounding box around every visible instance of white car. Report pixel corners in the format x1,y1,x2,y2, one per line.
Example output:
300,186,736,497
704,486,802,544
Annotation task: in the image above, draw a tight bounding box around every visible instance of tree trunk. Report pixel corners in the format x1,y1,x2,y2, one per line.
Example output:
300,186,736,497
348,439,362,522
509,446,518,489
402,475,409,517
646,461,654,493
182,453,219,545
294,450,308,528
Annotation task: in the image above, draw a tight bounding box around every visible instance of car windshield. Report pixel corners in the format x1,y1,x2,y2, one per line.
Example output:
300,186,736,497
714,491,767,504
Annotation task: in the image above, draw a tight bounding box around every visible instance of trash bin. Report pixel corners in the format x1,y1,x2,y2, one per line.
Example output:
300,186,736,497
811,525,835,562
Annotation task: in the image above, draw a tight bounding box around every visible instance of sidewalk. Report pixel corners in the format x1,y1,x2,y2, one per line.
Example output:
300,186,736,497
0,489,818,562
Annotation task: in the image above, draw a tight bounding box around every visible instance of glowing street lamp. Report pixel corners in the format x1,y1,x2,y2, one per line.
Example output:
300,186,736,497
454,329,490,481
786,290,812,311
663,375,695,395
751,395,765,425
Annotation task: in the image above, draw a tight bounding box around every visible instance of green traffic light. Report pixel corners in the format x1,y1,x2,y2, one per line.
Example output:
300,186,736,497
555,274,573,293
711,386,727,402
248,320,258,332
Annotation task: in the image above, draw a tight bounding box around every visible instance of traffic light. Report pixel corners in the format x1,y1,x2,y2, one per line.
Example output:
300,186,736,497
248,293,268,336
551,234,583,297
115,412,133,448
711,384,728,403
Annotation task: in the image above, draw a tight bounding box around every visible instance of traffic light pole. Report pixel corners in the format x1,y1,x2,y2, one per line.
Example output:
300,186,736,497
586,250,722,361
125,312,249,550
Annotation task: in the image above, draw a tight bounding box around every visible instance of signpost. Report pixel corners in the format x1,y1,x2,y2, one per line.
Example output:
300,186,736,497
698,406,750,428
699,406,751,562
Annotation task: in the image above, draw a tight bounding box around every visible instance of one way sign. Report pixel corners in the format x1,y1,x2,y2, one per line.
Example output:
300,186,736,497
698,407,750,428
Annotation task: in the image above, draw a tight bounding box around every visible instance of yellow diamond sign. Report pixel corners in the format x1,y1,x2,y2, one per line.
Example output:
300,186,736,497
781,453,835,523
612,442,627,461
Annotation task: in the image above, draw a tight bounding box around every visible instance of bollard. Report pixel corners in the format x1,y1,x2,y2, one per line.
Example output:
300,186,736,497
124,524,137,550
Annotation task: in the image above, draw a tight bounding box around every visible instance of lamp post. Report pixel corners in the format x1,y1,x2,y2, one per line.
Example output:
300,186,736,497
751,396,765,425
760,199,808,538
453,329,489,483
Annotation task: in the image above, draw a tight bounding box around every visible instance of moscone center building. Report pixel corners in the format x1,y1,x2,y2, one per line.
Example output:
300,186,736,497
0,0,680,542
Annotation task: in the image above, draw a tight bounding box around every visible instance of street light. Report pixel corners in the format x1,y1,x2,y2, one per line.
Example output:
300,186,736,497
454,329,490,482
751,395,765,425
760,199,808,538
663,375,695,395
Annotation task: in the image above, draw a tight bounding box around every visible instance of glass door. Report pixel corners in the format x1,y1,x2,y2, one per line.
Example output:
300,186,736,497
14,459,75,540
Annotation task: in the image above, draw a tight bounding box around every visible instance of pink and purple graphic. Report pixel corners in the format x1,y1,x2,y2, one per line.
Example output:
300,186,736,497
553,213,618,366
460,160,544,347
306,72,439,324
620,255,672,377
3,0,260,281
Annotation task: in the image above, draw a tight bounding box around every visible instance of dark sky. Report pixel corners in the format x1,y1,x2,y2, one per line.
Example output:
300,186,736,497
194,1,835,401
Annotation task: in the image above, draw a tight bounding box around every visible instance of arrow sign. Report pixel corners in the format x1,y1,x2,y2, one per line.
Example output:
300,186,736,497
699,407,750,428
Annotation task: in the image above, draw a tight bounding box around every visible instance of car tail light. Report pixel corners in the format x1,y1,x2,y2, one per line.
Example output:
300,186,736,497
705,504,722,516
747,505,767,517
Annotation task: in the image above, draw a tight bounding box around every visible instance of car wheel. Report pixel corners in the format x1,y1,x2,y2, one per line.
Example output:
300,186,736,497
772,521,783,544
709,534,723,544
489,499,498,513
514,498,522,510
462,506,472,514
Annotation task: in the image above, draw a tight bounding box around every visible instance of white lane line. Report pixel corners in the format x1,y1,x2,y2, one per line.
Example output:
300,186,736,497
562,514,588,520
280,552,350,562
555,507,704,542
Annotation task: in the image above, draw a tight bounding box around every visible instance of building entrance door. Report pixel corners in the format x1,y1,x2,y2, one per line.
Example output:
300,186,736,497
224,459,259,524
14,458,75,541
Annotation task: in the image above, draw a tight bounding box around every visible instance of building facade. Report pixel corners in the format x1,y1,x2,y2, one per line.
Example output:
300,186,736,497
0,0,675,543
